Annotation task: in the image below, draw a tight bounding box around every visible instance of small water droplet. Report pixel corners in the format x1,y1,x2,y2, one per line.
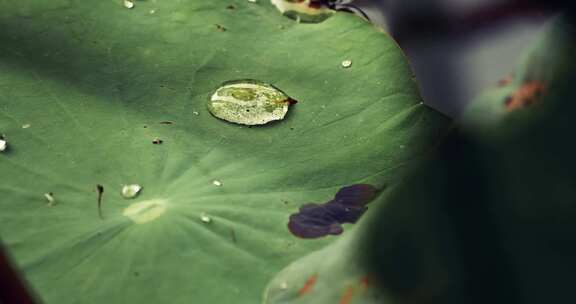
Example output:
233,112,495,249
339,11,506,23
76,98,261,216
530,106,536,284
212,180,223,187
149,9,156,14
0,135,7,152
22,124,31,129
122,184,142,199
399,145,405,149
248,0,257,3
123,0,135,9
208,80,296,126
341,59,353,68
200,212,212,223
44,192,55,206
193,111,200,116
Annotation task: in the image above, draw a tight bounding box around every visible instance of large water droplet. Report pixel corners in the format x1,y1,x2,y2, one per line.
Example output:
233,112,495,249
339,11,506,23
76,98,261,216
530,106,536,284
208,80,296,126
271,0,334,23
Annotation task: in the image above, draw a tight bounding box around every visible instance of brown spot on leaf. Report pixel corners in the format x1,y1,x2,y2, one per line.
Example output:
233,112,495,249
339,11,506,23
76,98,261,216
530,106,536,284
339,286,355,304
298,274,318,297
498,74,513,87
288,184,379,239
505,81,547,111
359,275,370,290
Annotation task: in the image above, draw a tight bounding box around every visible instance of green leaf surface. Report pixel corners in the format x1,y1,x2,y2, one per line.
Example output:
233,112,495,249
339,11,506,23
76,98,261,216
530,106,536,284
263,223,394,304
0,1,449,303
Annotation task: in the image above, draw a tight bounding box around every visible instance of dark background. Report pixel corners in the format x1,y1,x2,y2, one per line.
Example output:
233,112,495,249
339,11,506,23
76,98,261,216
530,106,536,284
356,0,553,117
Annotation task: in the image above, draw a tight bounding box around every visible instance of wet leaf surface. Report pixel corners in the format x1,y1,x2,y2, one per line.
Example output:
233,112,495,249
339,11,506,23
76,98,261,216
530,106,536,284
0,1,449,303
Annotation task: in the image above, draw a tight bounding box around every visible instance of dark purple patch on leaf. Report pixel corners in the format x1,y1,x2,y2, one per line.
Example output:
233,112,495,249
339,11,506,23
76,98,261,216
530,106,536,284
288,184,378,239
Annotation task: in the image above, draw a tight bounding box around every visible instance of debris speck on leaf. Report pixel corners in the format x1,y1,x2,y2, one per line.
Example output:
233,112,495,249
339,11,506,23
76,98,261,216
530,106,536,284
226,4,236,10
152,138,163,145
121,184,142,199
341,59,353,68
212,180,223,187
193,111,200,116
96,184,104,219
288,184,379,238
159,121,174,125
200,212,212,223
44,192,55,206
123,0,134,9
216,24,227,32
22,124,31,129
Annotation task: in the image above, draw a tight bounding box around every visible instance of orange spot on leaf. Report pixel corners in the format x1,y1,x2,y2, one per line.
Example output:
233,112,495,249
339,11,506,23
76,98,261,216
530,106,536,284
339,286,355,304
298,274,318,297
505,81,547,111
